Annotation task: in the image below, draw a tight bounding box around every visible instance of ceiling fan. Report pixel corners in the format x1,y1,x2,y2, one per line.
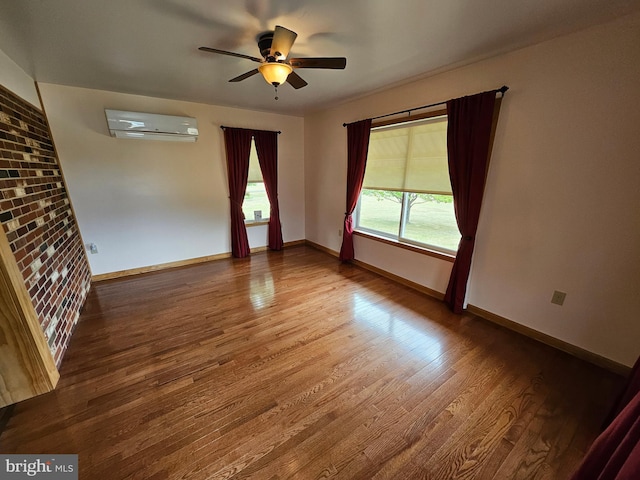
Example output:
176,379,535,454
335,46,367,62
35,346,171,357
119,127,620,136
199,25,346,99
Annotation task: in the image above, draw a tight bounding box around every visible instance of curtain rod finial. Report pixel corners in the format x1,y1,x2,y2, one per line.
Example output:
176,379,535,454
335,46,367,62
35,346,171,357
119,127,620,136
499,85,509,94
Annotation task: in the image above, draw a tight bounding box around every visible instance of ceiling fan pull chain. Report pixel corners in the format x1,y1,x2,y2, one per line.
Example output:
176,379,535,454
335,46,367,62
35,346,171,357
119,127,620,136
274,85,279,101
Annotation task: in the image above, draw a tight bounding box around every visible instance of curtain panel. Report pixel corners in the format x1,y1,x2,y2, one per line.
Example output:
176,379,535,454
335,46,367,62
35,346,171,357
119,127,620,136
339,119,372,262
254,130,284,251
570,356,640,480
569,392,640,479
444,91,498,313
223,128,253,258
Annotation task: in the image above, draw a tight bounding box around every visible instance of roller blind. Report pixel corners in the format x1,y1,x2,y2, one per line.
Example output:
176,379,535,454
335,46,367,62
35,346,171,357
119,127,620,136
247,139,263,183
363,115,451,194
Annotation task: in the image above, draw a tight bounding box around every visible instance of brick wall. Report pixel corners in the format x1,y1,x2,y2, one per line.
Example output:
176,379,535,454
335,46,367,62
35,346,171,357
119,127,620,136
0,84,91,367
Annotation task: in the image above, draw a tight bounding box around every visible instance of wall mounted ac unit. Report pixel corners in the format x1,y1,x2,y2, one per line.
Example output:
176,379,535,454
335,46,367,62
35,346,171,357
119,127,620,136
105,109,199,142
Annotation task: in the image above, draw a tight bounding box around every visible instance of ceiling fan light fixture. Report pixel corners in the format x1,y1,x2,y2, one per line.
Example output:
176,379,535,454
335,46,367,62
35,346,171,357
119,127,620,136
258,62,293,86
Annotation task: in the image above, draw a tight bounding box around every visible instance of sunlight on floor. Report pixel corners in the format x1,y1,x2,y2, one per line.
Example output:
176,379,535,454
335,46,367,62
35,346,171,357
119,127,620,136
250,273,275,310
352,292,442,364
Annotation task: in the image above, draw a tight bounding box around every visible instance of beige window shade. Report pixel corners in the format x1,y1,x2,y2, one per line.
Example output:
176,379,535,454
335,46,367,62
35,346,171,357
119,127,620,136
247,139,263,183
363,115,451,194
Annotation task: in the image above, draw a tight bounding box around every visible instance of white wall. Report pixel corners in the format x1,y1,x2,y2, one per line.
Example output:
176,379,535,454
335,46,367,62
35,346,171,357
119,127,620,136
0,48,39,108
305,12,640,366
39,84,305,275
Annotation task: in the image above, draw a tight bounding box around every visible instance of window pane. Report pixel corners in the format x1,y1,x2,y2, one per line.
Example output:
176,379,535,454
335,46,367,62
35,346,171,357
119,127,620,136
243,182,270,222
401,194,459,251
357,189,402,237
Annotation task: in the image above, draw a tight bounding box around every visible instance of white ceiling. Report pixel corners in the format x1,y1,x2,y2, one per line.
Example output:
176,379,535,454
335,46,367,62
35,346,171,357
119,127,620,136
1,0,639,116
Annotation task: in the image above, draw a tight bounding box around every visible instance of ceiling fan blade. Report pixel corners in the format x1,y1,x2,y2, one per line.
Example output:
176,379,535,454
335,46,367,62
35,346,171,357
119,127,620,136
270,25,297,60
289,57,347,69
198,46,262,63
229,69,260,82
286,71,308,89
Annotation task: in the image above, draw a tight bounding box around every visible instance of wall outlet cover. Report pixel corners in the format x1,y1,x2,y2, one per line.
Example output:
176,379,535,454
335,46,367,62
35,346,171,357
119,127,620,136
551,290,566,306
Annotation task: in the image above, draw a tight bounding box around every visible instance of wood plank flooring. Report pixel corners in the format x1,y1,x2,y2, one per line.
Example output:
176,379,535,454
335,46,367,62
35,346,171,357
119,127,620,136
0,245,623,479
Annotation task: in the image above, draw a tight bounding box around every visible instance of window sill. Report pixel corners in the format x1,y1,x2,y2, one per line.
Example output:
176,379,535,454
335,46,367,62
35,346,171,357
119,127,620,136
245,220,269,227
353,230,456,263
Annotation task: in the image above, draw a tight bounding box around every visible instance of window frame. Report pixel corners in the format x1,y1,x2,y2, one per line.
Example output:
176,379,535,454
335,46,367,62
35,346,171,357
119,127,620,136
354,108,458,258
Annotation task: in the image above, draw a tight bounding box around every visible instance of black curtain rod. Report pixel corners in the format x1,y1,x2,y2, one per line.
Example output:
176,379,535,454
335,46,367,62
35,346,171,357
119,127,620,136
220,125,282,134
343,85,509,127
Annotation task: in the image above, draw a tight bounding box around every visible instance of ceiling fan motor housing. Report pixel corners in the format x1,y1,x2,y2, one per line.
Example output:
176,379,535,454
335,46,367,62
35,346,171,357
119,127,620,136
257,31,275,60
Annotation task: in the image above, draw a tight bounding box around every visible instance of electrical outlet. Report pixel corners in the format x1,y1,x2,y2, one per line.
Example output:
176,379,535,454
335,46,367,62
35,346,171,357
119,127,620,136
87,243,99,254
551,290,566,306
338,229,342,237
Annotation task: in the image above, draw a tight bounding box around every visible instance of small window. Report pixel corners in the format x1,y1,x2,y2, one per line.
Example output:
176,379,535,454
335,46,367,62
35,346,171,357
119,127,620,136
355,113,459,254
243,140,270,223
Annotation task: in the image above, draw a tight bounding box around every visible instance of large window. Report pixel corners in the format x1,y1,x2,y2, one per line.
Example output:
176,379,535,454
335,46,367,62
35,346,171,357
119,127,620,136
243,140,270,223
355,113,459,254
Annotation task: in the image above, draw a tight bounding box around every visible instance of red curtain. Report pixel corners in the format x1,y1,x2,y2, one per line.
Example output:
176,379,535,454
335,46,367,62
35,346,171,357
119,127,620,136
254,130,283,251
570,357,640,480
606,357,640,426
444,91,497,313
339,119,372,262
223,127,253,258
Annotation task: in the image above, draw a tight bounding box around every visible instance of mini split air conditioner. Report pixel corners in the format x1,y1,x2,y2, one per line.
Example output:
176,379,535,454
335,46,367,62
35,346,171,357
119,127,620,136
105,109,199,142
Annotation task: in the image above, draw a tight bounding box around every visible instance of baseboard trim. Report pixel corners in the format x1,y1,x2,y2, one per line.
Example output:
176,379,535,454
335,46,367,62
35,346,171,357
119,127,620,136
283,239,306,248
467,304,630,376
352,259,445,301
304,240,444,301
304,239,339,258
92,240,306,282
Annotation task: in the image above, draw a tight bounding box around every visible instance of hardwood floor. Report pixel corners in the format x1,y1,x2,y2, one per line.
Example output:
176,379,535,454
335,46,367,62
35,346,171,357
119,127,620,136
0,245,623,479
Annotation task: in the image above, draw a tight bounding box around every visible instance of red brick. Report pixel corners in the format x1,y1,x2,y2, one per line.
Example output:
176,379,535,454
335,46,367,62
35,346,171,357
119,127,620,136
0,84,91,368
